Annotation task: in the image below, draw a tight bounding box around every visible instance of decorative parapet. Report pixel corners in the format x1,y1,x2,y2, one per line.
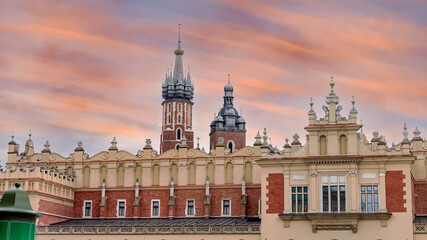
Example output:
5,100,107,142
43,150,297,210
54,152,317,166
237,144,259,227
0,164,75,199
36,224,261,235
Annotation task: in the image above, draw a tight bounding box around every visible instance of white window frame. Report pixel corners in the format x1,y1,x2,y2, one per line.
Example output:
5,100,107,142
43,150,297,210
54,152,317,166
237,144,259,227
83,200,92,218
290,186,309,213
360,184,380,212
221,199,231,216
258,198,261,217
151,199,160,217
186,199,196,217
116,199,126,218
320,175,347,212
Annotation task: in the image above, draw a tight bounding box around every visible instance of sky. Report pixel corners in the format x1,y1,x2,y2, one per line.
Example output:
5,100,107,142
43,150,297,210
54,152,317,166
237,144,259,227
0,0,426,164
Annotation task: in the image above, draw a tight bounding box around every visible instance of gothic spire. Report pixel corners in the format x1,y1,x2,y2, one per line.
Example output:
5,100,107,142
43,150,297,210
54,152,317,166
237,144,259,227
173,22,184,84
162,22,194,103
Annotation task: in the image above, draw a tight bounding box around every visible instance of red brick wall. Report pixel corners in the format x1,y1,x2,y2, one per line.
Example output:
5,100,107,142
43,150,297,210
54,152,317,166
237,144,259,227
209,131,246,151
266,173,284,214
74,191,102,218
414,182,427,214
161,101,194,153
37,199,74,225
74,186,260,218
386,171,406,212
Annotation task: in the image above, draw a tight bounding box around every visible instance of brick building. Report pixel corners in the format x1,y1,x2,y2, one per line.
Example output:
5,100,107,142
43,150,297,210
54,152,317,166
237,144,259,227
1,24,427,240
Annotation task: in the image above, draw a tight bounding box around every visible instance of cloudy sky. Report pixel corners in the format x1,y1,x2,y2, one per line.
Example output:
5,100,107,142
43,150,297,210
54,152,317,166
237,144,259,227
0,0,426,162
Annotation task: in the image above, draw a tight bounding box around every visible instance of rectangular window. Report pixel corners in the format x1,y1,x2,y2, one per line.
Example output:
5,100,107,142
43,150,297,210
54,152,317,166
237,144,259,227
361,185,379,212
152,200,160,217
222,200,231,216
117,200,126,217
83,200,92,218
258,199,262,216
186,200,195,216
321,175,346,212
291,186,308,212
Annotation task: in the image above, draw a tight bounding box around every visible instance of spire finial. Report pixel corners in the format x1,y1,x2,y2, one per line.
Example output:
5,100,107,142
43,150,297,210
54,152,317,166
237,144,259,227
176,22,182,51
29,129,32,139
310,97,313,110
196,136,200,149
351,96,356,109
329,76,335,94
178,22,181,41
228,73,230,84
11,131,14,141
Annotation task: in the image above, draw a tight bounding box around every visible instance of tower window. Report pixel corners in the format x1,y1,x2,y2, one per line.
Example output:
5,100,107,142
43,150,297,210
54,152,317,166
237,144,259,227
178,103,181,113
177,129,182,140
168,103,171,113
168,115,171,124
178,115,181,123
227,141,235,153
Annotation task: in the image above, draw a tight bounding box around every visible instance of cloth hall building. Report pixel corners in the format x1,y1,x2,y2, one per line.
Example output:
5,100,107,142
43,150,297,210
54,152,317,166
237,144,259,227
1,24,427,240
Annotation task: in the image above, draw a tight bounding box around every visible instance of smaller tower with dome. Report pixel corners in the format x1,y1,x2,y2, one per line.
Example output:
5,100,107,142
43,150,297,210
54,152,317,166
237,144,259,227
209,74,246,152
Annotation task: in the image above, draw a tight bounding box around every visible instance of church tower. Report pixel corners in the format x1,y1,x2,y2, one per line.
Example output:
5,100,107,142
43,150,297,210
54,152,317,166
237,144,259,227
209,75,246,152
160,23,194,153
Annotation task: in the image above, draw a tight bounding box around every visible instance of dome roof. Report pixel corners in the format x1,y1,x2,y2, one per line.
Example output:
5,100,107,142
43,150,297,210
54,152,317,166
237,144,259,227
224,83,233,92
219,106,239,117
237,116,246,123
216,115,224,122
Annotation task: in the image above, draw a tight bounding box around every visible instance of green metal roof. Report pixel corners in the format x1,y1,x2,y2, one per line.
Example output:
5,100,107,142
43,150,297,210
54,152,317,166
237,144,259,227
0,182,42,221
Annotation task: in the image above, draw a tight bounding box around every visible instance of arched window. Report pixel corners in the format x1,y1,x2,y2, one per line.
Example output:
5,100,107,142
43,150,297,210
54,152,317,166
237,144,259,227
117,165,124,186
244,161,253,183
100,166,107,185
135,165,142,183
227,140,235,153
225,162,233,184
168,103,171,113
170,164,178,185
178,115,181,123
152,164,160,185
207,162,215,184
320,135,327,155
339,135,348,155
177,129,181,140
175,144,180,150
178,103,181,112
188,163,196,185
168,115,171,124
83,166,90,187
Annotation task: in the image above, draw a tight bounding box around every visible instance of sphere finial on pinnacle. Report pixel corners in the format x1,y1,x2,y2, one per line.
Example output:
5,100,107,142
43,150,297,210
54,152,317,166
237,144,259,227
309,97,314,110
329,76,335,94
15,182,21,188
351,96,356,109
